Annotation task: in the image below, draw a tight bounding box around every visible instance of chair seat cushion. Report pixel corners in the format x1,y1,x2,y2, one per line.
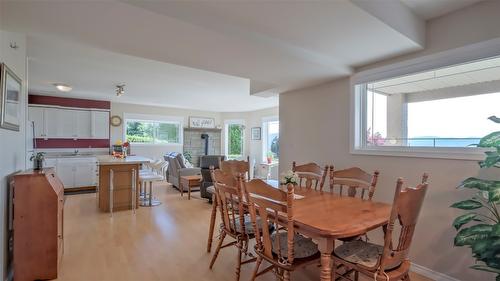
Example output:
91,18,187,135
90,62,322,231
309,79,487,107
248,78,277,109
334,240,400,270
221,215,272,235
271,232,319,259
206,185,215,194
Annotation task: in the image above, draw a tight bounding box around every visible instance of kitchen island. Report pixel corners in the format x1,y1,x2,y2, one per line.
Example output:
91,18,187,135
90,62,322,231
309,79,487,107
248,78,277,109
96,155,150,213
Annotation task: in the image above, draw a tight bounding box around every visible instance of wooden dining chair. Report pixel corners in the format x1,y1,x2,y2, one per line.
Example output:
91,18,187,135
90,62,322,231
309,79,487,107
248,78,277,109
243,179,320,281
292,161,329,190
220,156,251,180
209,169,258,281
332,174,429,281
329,166,380,200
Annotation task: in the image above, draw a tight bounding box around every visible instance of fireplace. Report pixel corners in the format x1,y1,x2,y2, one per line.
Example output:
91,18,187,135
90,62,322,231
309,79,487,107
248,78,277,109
183,128,222,167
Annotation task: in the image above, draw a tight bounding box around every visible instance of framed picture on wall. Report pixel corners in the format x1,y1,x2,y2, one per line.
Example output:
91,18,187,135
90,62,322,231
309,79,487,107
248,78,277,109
0,63,22,131
189,116,215,128
251,127,261,140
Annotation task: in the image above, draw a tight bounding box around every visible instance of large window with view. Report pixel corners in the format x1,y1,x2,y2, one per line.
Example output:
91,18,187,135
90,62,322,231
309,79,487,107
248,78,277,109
263,119,279,163
354,55,500,158
125,119,181,144
225,122,245,160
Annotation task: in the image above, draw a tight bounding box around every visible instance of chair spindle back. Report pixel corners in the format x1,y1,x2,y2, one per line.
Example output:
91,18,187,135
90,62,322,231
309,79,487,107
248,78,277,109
221,156,251,181
243,179,295,265
329,166,379,200
292,161,328,190
378,174,429,273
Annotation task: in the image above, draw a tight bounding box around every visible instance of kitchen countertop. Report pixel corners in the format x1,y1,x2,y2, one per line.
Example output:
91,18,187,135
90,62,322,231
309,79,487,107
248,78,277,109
96,155,151,165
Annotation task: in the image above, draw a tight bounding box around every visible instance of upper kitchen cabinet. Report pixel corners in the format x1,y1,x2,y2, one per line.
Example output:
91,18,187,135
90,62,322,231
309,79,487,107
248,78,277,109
28,106,109,139
28,106,46,138
91,111,109,139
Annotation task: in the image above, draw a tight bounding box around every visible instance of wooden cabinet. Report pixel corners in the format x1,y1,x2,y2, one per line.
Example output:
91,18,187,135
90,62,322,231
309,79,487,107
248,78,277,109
28,106,109,139
11,168,64,281
98,163,140,212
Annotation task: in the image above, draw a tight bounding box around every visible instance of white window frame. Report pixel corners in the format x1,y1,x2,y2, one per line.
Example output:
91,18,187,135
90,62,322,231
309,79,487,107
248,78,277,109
350,38,500,161
224,119,246,160
123,113,183,146
262,116,279,163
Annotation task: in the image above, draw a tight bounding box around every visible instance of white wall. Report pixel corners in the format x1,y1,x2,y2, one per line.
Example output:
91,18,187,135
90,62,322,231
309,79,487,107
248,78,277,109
0,30,27,280
110,102,222,160
279,2,500,280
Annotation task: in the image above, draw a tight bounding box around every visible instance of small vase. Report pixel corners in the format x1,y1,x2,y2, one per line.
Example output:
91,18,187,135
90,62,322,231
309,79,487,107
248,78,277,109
34,159,43,170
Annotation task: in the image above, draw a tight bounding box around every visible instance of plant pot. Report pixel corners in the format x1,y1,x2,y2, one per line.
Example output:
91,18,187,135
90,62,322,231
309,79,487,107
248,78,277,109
267,157,272,164
34,159,43,170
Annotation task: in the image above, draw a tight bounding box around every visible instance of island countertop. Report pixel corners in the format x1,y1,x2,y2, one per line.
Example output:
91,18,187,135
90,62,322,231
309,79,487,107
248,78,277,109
96,155,151,165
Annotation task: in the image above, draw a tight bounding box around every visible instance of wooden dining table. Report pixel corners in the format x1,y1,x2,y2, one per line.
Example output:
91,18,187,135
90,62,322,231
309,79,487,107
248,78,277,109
206,180,392,281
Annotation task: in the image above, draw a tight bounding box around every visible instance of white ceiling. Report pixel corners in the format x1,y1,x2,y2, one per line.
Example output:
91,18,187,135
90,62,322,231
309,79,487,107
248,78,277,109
27,35,277,112
401,0,485,20
0,0,485,112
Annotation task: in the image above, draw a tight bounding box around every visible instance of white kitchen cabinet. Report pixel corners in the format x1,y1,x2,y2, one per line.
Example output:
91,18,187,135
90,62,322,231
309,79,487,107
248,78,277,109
56,161,76,188
43,108,61,138
74,160,97,187
28,106,107,139
55,157,97,189
58,109,78,138
91,111,109,139
76,110,91,139
28,106,46,138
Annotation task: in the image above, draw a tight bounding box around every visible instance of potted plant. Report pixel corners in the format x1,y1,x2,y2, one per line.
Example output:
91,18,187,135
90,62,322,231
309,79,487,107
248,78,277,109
451,116,500,280
30,152,46,170
266,152,273,164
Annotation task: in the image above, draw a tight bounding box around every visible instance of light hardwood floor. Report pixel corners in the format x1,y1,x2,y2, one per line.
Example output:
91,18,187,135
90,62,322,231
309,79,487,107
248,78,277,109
56,182,433,281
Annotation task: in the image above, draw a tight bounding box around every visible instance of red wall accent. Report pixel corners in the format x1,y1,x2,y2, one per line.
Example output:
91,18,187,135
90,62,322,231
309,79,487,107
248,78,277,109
29,94,110,109
35,139,110,149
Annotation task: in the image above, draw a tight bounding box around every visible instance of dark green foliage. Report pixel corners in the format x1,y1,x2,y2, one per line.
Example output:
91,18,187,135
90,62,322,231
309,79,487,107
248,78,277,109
453,116,500,279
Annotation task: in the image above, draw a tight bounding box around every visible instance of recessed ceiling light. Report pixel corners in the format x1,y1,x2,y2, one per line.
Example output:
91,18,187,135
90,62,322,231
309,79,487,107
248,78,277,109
54,83,72,92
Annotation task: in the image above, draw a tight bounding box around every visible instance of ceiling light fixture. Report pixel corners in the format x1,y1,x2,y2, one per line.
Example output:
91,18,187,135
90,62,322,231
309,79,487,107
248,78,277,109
116,84,125,97
54,83,72,92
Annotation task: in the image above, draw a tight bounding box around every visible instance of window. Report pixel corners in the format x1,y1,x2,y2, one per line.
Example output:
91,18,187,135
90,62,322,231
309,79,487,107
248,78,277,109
225,121,245,160
353,55,500,159
124,114,182,144
263,118,279,163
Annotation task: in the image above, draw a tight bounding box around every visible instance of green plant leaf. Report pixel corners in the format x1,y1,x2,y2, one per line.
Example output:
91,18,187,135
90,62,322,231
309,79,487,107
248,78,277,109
479,131,500,148
470,264,500,274
489,116,500,124
454,224,493,246
480,151,500,168
459,178,492,191
453,213,478,230
491,224,500,237
489,187,500,203
451,200,483,210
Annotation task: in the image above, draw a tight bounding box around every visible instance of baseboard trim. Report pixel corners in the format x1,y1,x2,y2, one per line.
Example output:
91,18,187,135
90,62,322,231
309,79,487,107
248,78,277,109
411,262,461,281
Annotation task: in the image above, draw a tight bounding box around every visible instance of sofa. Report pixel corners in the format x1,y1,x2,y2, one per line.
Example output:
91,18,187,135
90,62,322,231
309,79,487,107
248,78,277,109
164,152,201,190
199,155,225,200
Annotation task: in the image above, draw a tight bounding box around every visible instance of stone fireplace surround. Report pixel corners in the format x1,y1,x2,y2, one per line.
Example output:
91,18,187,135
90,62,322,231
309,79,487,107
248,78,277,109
183,128,222,167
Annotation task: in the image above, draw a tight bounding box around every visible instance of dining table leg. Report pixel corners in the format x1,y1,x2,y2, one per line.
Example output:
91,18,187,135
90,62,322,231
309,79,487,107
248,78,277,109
316,238,334,281
206,193,218,252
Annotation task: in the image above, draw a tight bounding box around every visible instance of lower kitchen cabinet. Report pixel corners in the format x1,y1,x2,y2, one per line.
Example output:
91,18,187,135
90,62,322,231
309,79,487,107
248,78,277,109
46,157,98,189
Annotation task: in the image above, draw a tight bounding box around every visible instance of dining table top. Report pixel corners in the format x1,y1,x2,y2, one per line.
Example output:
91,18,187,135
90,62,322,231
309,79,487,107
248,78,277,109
265,179,392,239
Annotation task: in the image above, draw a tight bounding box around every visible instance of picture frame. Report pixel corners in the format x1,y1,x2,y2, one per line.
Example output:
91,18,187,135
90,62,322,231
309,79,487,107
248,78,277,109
251,127,261,140
0,63,22,131
189,116,215,128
